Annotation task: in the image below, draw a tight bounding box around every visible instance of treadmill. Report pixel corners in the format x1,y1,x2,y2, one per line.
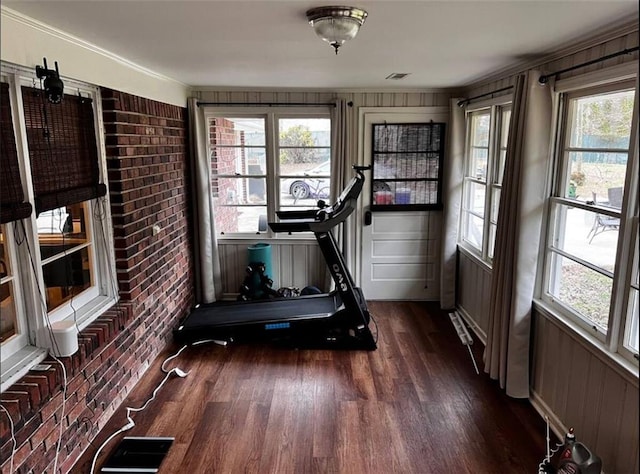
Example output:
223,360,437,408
173,165,377,351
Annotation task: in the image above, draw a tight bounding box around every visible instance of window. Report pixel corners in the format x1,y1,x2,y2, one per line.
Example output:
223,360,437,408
370,123,445,210
460,102,511,262
542,74,638,365
205,108,331,236
1,65,116,387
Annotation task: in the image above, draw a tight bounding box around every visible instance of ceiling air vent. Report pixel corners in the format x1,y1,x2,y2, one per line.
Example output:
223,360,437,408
385,73,411,80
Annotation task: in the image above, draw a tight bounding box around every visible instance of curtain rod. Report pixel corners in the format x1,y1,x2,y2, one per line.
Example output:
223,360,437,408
197,101,336,107
539,46,639,84
457,86,514,108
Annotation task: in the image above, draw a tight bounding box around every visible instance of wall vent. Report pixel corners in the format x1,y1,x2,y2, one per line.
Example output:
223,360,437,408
385,73,411,80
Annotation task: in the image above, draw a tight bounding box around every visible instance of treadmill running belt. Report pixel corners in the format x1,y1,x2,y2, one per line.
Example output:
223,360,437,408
183,294,341,328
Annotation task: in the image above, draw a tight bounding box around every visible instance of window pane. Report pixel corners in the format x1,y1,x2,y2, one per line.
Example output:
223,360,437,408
463,213,484,250
466,181,486,216
280,177,330,206
500,109,511,148
1,226,18,344
569,90,634,149
567,152,627,201
279,118,330,146
1,282,17,343
38,203,89,260
43,247,92,312
496,108,511,184
548,253,612,332
490,187,501,224
215,177,267,205
470,112,490,147
211,117,265,146
469,111,490,181
0,226,9,276
626,287,639,352
625,229,639,353
470,147,488,181
212,147,266,176
214,206,267,234
279,148,330,173
488,223,497,259
552,204,618,270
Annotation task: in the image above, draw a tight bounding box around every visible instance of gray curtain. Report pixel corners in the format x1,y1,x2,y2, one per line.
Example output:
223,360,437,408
325,98,350,291
187,97,222,303
440,98,466,309
483,71,552,398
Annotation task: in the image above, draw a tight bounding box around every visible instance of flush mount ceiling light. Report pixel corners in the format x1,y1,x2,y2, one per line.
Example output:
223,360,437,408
306,6,368,54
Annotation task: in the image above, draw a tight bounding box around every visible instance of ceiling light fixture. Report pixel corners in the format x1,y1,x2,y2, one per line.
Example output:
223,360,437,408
306,6,368,55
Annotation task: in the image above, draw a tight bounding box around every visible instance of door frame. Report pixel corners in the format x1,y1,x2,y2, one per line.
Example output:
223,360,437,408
354,106,449,288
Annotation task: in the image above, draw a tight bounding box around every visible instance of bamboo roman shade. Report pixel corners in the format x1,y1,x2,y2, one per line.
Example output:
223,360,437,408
1,82,32,224
21,86,106,214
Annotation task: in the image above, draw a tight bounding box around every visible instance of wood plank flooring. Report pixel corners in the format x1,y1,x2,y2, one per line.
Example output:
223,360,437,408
73,301,547,473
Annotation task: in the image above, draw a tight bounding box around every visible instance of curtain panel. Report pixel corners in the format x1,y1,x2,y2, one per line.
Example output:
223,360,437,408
484,71,552,398
188,98,222,303
440,98,466,309
0,82,32,224
325,98,351,291
21,86,106,214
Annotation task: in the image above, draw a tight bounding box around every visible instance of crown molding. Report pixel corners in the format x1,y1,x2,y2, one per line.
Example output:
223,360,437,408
1,6,187,88
192,85,458,95
465,16,639,90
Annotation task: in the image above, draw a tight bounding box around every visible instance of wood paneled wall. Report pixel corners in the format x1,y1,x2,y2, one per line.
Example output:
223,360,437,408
195,88,456,298
457,22,639,474
532,312,639,474
218,240,328,298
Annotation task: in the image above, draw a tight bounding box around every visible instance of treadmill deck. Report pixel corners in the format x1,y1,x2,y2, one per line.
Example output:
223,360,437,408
181,293,342,328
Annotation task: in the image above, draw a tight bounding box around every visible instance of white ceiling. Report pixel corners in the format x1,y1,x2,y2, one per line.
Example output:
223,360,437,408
3,0,639,90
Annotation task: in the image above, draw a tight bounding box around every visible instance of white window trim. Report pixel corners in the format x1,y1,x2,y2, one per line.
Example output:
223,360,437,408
538,64,639,367
458,95,512,264
203,106,332,240
1,62,117,390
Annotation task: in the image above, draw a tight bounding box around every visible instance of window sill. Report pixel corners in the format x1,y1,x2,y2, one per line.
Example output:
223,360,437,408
1,297,121,393
457,243,493,273
218,235,318,244
533,299,639,385
0,345,48,393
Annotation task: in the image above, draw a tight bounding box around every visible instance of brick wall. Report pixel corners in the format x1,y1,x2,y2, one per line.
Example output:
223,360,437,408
210,117,239,233
0,90,193,473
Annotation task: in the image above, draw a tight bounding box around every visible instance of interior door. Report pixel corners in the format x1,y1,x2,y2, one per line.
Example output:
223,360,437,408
358,107,448,300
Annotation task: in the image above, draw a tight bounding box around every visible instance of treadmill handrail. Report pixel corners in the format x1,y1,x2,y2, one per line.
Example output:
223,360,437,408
270,166,367,233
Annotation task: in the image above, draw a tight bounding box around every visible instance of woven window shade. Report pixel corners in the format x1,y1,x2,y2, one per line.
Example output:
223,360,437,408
1,82,33,224
21,86,106,214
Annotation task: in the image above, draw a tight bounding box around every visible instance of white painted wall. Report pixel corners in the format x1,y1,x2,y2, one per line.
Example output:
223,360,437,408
1,6,189,106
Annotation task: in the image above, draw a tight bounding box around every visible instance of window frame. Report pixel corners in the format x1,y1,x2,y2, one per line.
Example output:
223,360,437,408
203,106,332,239
539,63,639,367
459,97,512,264
1,63,117,389
0,223,29,363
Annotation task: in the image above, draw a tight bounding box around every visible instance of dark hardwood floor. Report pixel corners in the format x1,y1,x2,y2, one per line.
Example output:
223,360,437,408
73,301,547,473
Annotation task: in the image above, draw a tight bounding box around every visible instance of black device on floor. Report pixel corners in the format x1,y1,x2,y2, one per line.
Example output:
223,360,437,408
101,436,174,473
173,165,377,351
